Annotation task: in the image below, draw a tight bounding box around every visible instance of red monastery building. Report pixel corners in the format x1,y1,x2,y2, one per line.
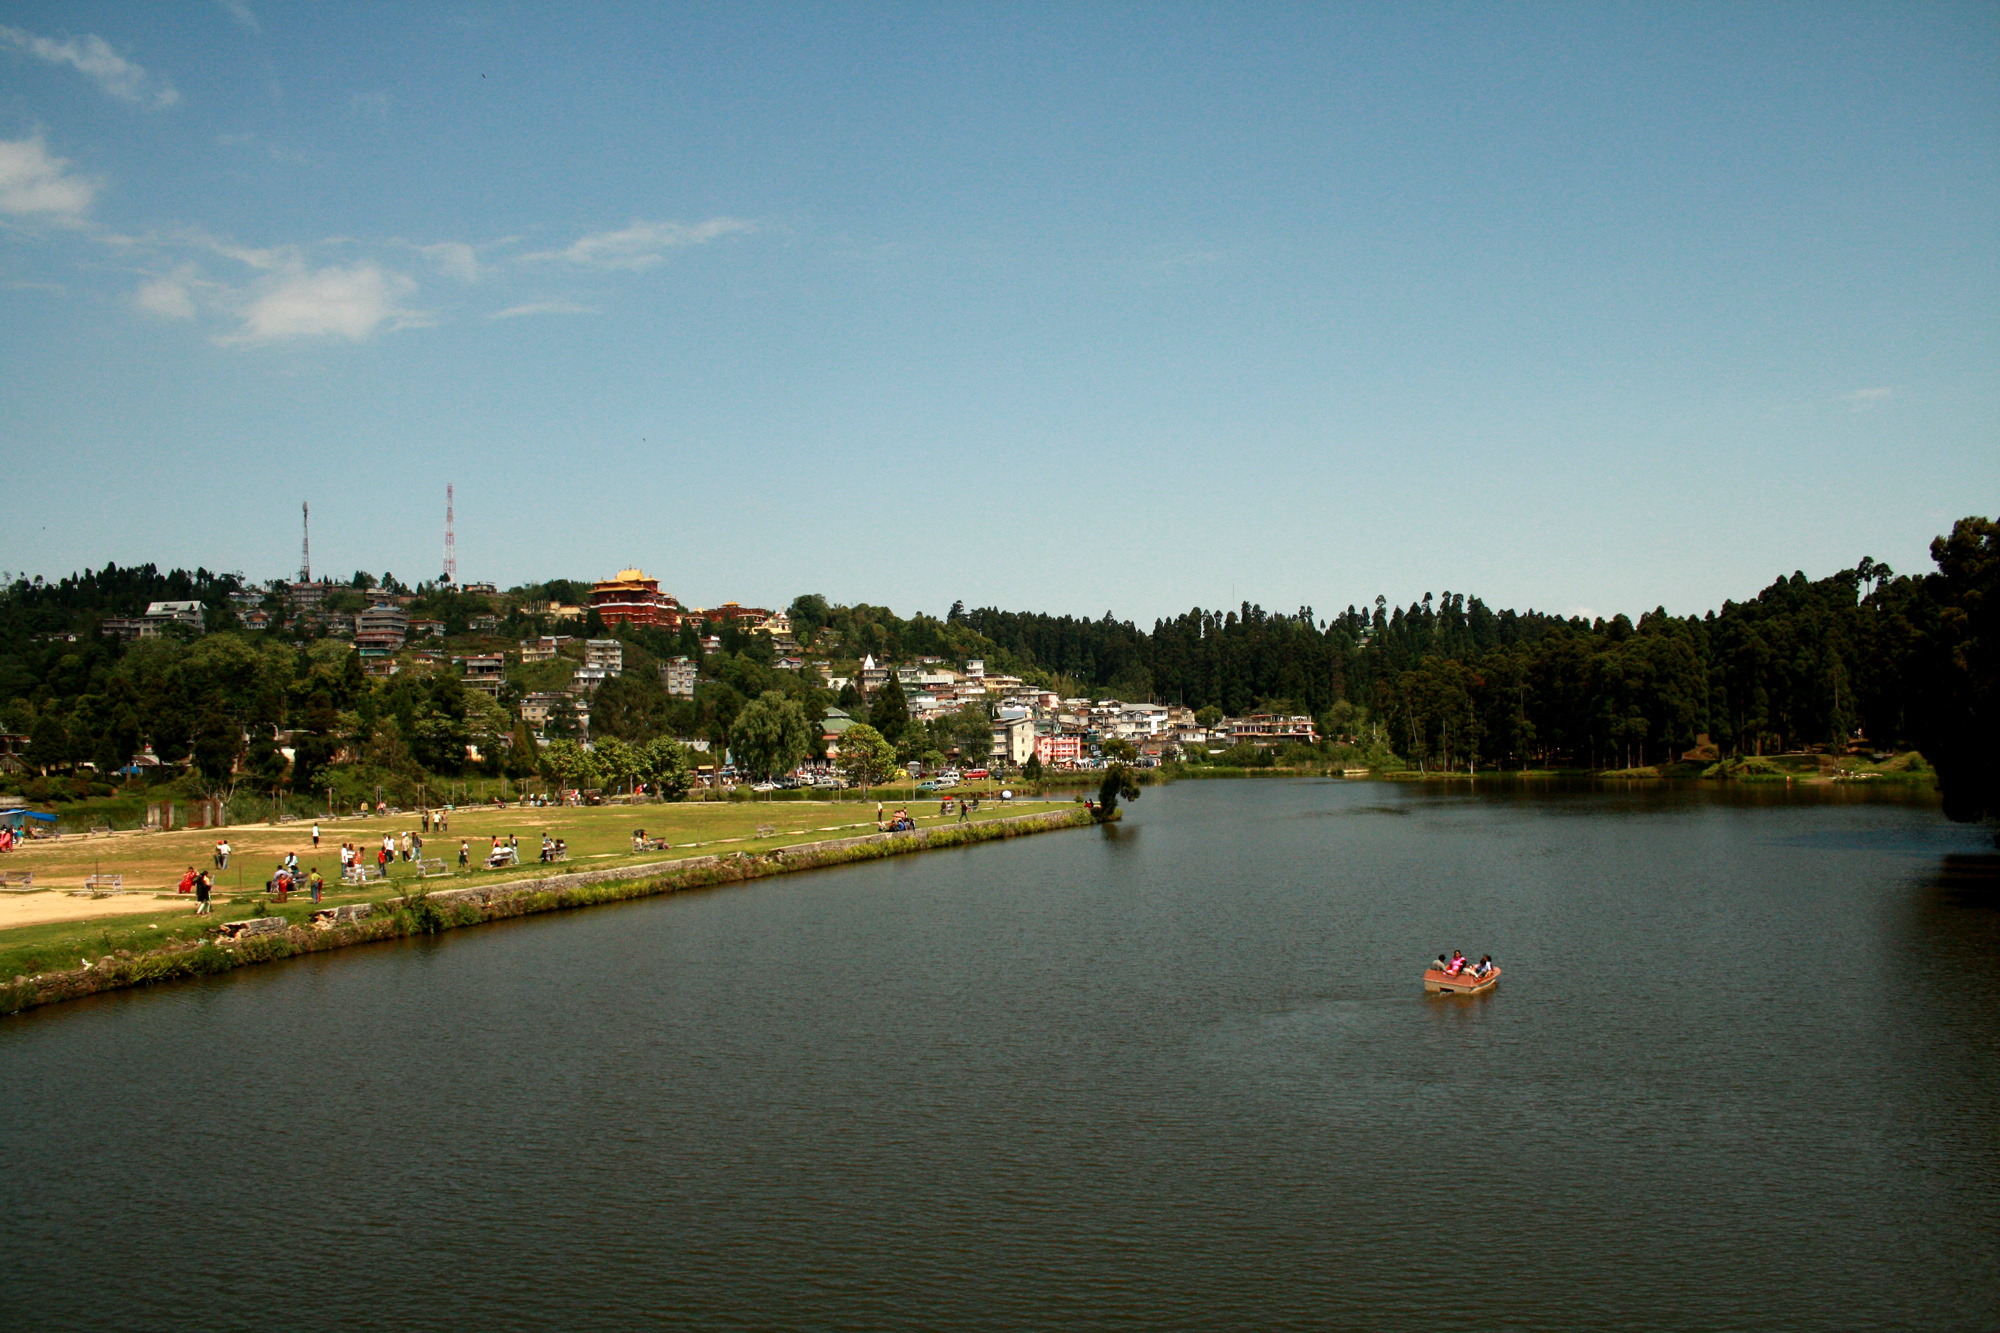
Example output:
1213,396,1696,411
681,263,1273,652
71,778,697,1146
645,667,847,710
589,569,679,628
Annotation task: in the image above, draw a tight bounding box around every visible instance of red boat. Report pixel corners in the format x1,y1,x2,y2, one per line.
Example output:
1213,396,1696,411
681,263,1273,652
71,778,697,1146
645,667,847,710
1424,963,1501,995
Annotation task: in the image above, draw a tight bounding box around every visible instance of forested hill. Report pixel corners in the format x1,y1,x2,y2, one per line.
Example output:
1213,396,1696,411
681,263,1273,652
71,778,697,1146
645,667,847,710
0,564,243,641
957,519,1994,818
0,518,1990,823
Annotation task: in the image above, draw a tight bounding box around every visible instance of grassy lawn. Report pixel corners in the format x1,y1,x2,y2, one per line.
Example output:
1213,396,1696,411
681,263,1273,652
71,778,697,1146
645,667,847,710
0,795,1075,983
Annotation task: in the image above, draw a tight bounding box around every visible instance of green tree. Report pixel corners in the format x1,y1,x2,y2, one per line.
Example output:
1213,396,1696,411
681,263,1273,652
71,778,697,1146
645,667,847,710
592,668,672,742
869,675,910,742
1101,736,1139,763
505,716,540,779
1024,752,1043,781
25,713,67,774
1911,516,1999,823
837,722,898,793
1097,763,1141,817
593,735,640,794
190,709,243,801
638,736,695,801
539,738,599,797
731,690,812,781
1195,704,1224,729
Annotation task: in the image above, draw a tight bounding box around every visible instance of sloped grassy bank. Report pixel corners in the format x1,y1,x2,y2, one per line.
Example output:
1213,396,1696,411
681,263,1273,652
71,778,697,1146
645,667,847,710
1,807,1095,1017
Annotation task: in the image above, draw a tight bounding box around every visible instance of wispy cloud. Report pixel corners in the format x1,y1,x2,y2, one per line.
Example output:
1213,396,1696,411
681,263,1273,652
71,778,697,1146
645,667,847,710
489,300,593,320
225,262,425,343
134,271,197,320
1839,387,1894,410
0,135,98,222
216,0,261,34
525,218,753,269
420,241,479,283
0,26,179,108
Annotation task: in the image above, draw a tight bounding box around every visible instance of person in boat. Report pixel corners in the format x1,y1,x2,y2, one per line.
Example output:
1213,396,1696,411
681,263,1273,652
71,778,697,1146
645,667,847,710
1444,950,1467,976
1432,953,1449,973
1471,954,1494,977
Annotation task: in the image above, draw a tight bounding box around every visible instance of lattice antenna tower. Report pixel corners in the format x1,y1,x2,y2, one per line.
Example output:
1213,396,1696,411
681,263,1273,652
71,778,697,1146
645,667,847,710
442,484,457,585
300,502,311,584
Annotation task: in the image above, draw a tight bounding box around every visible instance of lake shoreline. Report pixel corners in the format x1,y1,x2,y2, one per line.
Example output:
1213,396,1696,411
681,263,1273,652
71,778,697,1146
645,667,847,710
0,806,1096,1018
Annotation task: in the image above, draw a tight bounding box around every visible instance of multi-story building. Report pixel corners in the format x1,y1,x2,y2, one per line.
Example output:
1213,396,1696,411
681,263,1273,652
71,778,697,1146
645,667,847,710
408,619,446,639
1229,714,1319,746
584,639,624,676
519,691,568,727
1034,733,1083,767
571,665,611,693
286,582,326,615
459,653,505,697
355,602,409,657
145,600,207,632
662,656,698,698
990,715,1036,767
860,655,888,696
520,636,561,663
589,569,678,628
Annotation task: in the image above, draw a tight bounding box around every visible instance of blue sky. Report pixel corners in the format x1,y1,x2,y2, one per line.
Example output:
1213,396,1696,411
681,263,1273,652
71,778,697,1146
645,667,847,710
0,3,1993,624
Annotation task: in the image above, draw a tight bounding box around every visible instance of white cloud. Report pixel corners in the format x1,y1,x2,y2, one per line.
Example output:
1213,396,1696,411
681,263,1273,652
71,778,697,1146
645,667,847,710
134,274,196,320
1840,387,1894,410
0,26,179,108
489,300,593,320
216,1,261,34
0,136,97,221
226,263,424,343
526,217,753,269
421,241,479,283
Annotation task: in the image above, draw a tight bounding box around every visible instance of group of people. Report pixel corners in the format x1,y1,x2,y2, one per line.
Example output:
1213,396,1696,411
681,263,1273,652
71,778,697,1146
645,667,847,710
1434,950,1495,979
268,854,324,904
536,834,568,863
175,864,216,913
211,838,233,870
937,797,980,822
879,806,918,832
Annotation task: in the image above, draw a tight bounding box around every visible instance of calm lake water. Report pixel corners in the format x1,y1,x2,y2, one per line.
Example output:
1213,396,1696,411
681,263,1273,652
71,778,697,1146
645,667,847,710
2,778,1996,1330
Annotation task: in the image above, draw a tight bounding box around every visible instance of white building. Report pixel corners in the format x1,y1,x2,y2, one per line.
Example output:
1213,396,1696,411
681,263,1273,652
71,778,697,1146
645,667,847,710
584,639,624,675
145,600,206,632
990,714,1036,767
663,656,697,698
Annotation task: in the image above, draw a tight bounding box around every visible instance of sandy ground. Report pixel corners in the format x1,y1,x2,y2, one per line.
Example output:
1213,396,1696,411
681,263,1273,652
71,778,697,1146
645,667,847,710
0,890,197,928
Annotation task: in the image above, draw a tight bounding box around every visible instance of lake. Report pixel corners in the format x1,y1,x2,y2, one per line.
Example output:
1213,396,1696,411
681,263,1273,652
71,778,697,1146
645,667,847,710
1,777,1995,1330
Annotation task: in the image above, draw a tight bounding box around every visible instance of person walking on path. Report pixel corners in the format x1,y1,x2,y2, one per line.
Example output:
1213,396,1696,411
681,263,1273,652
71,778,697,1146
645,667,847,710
958,799,970,823
218,839,231,870
458,840,470,872
312,823,320,849
308,868,323,903
194,870,212,915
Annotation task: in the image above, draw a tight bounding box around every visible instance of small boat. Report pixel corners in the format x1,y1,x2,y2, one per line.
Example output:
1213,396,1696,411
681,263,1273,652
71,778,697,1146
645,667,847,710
1424,963,1501,995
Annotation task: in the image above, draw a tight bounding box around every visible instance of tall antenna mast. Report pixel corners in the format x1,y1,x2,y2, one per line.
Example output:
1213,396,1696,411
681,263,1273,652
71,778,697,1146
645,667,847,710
300,502,311,583
442,484,457,585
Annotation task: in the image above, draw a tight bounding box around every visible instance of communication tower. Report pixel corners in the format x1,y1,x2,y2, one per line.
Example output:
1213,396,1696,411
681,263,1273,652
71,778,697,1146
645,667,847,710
442,484,457,585
299,502,311,584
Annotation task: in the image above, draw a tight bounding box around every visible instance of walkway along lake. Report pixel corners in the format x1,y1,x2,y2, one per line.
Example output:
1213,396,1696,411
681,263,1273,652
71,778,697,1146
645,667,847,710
1,778,1994,1330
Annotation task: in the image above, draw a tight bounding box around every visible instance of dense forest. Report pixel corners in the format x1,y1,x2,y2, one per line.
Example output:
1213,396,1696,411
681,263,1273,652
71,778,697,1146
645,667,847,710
0,518,1990,823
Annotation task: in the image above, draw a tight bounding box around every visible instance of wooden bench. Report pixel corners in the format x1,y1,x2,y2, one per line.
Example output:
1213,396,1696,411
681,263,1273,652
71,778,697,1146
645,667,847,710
82,873,122,892
756,824,777,838
0,871,33,890
483,847,520,870
341,863,385,885
415,857,449,878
